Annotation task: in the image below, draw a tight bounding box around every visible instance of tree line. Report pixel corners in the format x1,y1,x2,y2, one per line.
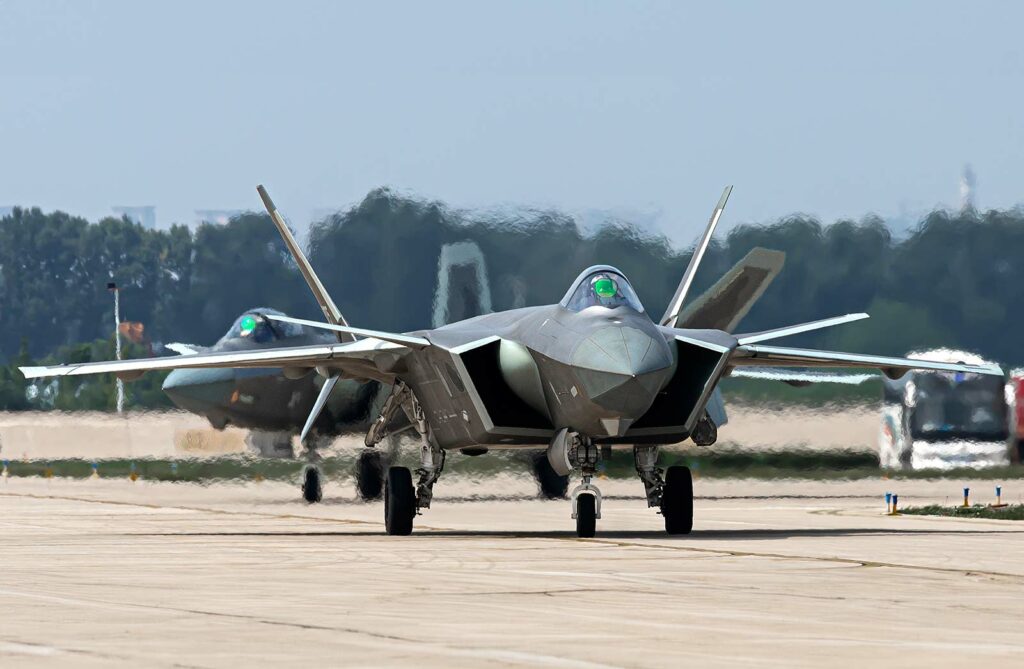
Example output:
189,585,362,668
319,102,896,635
1,189,1022,409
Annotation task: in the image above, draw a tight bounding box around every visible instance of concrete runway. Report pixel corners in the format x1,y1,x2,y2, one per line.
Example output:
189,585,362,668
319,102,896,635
1,476,1022,668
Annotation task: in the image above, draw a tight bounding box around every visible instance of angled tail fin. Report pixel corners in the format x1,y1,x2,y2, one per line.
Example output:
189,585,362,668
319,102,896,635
661,186,732,327
257,185,354,343
673,246,785,332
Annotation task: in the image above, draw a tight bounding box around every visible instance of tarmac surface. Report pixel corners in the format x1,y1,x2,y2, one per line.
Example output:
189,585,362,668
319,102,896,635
1,475,1022,668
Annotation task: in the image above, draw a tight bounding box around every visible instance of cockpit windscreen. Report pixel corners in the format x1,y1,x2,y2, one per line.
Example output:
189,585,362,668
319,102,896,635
219,309,304,344
563,270,644,313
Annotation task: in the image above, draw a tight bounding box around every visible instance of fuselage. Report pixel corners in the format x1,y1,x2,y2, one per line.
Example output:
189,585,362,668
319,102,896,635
398,266,731,450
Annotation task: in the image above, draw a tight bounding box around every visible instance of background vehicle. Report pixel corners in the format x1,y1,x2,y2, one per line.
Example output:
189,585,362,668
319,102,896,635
879,349,1011,470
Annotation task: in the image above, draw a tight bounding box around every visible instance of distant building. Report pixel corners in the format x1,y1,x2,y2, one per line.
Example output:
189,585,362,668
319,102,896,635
959,164,976,212
195,209,243,225
112,205,157,229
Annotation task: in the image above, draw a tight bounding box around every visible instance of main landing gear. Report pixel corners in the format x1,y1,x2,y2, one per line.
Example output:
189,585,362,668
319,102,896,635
635,445,692,535
300,436,326,504
369,382,445,536
301,464,323,503
355,449,385,501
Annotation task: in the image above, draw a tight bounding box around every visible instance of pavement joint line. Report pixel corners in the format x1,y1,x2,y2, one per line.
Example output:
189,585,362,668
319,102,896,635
0,490,386,528
0,586,622,669
577,537,1024,581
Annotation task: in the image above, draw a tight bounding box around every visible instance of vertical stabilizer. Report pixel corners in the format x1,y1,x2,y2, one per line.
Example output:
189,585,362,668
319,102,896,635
661,186,733,327
257,185,354,343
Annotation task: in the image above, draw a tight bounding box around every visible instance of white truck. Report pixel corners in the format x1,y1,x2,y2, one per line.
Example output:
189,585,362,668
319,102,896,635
879,349,1011,470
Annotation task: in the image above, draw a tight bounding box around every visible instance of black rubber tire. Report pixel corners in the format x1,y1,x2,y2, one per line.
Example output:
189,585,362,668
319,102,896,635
356,450,385,501
575,493,597,538
662,465,693,535
532,453,569,499
384,466,416,536
301,466,323,504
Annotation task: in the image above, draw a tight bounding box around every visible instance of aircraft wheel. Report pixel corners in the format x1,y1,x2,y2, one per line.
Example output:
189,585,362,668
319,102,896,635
384,466,416,536
532,452,569,499
575,493,597,538
301,465,323,504
356,449,385,501
662,465,693,535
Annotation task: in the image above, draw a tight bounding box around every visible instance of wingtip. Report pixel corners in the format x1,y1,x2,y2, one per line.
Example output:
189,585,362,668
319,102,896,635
19,366,47,379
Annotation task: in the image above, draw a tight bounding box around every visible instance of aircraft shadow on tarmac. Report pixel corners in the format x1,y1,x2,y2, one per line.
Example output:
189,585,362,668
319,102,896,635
137,527,1021,540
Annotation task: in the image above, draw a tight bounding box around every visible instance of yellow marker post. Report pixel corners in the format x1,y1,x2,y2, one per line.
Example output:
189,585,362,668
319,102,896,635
90,462,99,479
888,494,900,516
962,487,970,508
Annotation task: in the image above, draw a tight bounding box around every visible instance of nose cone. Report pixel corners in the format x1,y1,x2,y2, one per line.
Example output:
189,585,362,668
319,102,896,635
570,326,673,418
162,368,235,412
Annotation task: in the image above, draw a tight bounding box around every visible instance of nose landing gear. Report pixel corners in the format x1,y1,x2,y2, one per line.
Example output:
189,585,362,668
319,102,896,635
548,431,603,537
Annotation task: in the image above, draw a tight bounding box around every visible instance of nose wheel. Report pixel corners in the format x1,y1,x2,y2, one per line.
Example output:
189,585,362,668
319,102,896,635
574,492,597,537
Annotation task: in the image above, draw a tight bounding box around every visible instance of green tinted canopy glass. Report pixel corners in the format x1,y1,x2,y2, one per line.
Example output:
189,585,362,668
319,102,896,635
240,315,257,334
593,277,618,298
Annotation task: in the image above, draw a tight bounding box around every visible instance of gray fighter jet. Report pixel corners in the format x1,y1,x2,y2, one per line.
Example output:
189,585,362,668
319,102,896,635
22,185,1003,537
162,308,389,502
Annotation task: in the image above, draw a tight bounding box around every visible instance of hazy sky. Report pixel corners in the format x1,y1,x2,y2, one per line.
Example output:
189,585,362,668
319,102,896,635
1,1,1022,242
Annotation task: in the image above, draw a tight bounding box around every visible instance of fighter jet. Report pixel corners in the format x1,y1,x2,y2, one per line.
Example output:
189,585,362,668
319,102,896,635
21,185,1003,537
162,308,390,502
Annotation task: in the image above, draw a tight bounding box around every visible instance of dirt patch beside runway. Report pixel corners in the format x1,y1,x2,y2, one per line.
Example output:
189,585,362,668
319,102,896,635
0,404,880,462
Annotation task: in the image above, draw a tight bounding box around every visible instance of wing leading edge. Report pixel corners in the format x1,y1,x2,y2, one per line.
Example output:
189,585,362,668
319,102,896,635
20,338,410,384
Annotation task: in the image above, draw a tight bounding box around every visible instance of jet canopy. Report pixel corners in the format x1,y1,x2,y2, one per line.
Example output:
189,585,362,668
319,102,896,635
560,266,644,313
219,308,306,344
